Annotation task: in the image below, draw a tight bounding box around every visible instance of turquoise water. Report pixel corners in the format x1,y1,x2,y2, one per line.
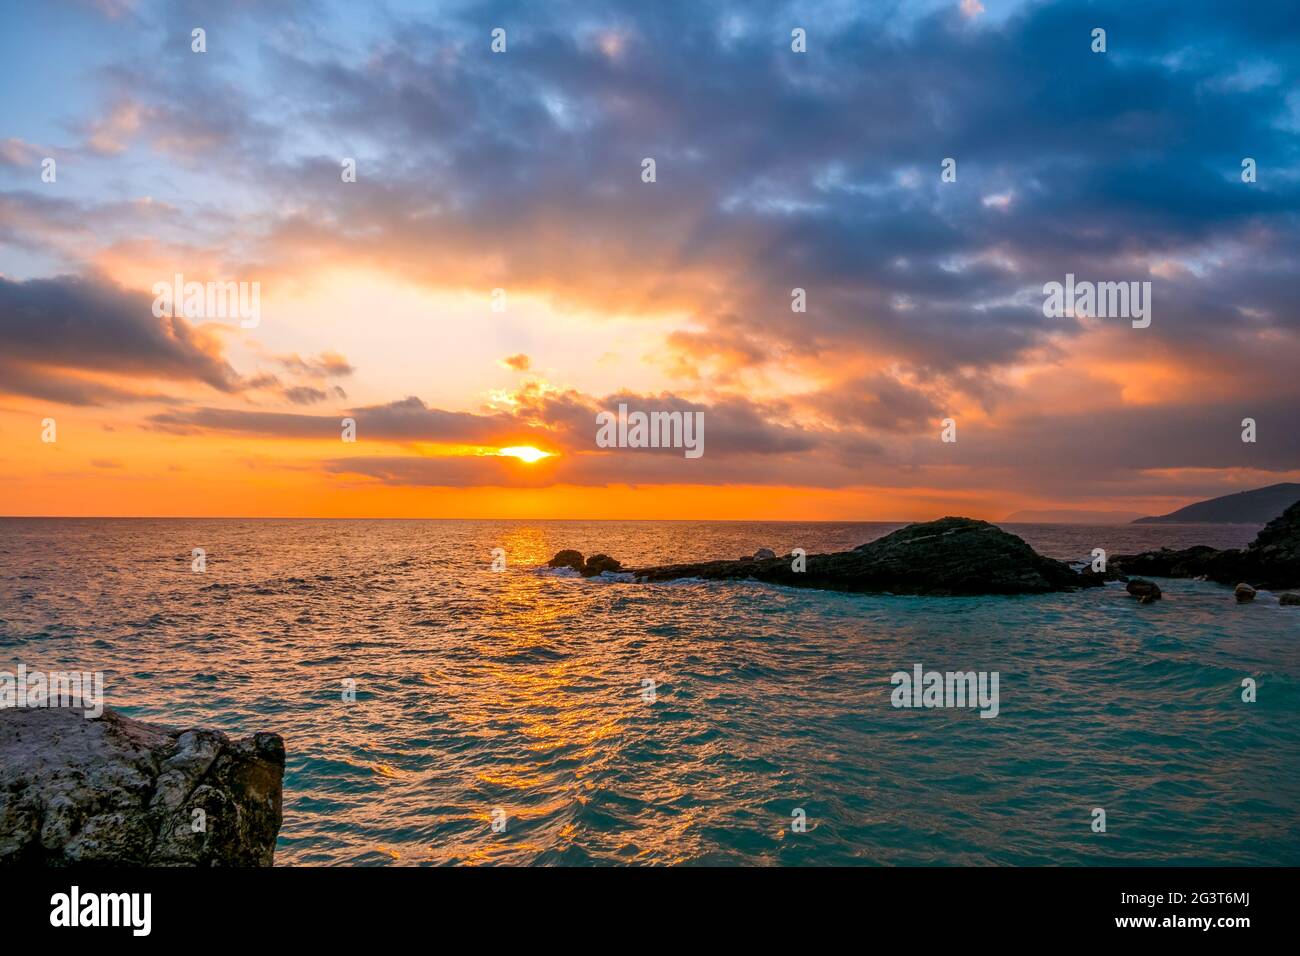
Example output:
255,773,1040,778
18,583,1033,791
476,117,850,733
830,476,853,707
1,518,1296,865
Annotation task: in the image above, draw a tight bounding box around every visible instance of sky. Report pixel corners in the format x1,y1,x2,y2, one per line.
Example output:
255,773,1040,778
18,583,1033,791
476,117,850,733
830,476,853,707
0,0,1297,520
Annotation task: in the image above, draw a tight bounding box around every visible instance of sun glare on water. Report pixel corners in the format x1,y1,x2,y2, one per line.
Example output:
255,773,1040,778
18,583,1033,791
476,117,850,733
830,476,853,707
497,446,554,463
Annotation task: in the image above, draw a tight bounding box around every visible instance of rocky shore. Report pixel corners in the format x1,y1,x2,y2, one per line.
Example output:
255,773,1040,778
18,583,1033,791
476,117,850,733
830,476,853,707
1113,501,1300,592
0,706,284,866
549,506,1300,601
551,516,1100,596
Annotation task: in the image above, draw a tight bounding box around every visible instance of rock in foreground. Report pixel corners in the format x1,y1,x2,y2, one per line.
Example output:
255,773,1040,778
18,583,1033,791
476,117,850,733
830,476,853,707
553,517,1095,596
0,706,284,866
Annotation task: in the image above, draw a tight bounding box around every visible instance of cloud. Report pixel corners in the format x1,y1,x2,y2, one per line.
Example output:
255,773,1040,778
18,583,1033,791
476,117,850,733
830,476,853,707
145,386,824,460
4,0,1299,508
275,351,355,378
0,138,46,169
83,100,148,156
281,385,345,405
146,396,544,446
196,0,1297,403
0,274,244,404
808,373,943,434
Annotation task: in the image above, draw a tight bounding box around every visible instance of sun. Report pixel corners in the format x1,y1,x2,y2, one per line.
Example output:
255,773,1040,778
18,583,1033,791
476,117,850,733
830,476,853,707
497,446,554,464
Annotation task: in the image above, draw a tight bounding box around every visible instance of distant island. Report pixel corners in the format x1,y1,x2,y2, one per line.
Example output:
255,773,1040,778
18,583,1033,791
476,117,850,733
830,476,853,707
1002,509,1143,524
1133,482,1300,524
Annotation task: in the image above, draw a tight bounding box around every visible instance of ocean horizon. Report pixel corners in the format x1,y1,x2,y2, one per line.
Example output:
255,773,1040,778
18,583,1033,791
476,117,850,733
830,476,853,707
3,517,1295,866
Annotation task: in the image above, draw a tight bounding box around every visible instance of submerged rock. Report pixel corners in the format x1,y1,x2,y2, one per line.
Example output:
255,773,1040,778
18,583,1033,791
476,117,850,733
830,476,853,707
1234,582,1257,603
566,517,1093,596
547,549,585,572
1126,579,1163,603
1113,501,1300,591
0,706,284,866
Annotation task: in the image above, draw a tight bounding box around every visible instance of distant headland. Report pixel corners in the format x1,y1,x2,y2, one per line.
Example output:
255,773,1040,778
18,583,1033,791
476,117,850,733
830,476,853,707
1132,482,1300,524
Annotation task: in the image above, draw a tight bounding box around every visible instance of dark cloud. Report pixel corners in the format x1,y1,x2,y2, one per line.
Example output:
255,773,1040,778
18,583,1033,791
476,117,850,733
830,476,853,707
202,0,1299,395
281,385,331,405
146,396,545,446
914,397,1300,484
0,274,242,404
809,373,943,434
0,358,179,407
144,388,825,462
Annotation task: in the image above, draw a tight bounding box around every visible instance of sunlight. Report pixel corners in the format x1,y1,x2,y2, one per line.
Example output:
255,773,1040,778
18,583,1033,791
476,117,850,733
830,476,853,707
497,446,554,463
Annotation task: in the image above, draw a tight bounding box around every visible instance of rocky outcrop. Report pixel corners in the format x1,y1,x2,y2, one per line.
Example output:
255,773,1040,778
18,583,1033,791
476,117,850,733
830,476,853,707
1234,583,1257,603
547,549,585,572
580,554,622,577
752,548,776,560
1222,501,1300,588
552,517,1096,596
545,550,624,577
1114,501,1300,590
1280,592,1300,606
0,706,284,866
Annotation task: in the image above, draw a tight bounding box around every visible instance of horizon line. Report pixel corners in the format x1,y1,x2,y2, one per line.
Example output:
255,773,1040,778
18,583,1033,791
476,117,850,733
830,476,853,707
0,513,1161,525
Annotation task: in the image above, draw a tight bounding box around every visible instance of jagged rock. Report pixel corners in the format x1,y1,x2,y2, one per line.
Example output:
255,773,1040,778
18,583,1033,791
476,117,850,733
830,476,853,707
1280,592,1300,606
1224,501,1300,588
1113,501,1300,590
0,706,284,866
1126,579,1162,603
580,554,622,577
1234,583,1257,603
752,548,776,560
582,517,1094,596
546,549,585,572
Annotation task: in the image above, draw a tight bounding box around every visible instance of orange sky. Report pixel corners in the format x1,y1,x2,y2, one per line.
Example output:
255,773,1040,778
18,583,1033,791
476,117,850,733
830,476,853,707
3,2,1297,520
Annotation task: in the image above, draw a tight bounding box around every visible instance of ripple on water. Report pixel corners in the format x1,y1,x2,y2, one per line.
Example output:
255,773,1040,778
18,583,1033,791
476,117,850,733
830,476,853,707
1,518,1296,865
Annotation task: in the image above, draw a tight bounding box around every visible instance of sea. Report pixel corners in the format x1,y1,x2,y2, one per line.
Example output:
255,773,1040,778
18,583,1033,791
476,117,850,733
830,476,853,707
1,518,1296,865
